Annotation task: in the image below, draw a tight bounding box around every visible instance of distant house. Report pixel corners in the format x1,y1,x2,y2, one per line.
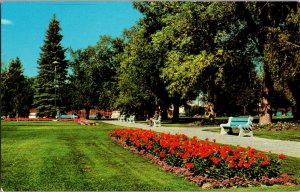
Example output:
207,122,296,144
29,108,37,118
29,108,112,119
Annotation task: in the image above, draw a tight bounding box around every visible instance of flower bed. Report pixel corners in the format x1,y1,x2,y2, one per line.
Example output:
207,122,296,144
109,128,296,188
4,118,54,121
4,118,80,122
253,122,300,131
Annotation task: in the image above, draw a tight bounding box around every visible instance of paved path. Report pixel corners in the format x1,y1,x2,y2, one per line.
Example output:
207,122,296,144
102,120,300,158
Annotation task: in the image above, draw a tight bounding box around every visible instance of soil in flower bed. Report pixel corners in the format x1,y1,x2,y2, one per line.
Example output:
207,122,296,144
109,128,298,189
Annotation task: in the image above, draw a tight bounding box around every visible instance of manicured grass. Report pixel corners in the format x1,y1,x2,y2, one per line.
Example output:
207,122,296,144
1,121,299,191
254,130,300,142
163,123,218,128
203,128,300,142
1,121,200,191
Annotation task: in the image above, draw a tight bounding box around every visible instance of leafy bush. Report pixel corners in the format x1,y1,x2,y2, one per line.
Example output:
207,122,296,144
185,106,205,117
189,119,227,126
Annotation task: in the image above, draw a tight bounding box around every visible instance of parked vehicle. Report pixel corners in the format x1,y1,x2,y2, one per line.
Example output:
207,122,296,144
59,113,79,119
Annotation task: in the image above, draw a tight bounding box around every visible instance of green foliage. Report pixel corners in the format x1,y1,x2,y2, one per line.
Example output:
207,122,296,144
116,22,171,117
144,2,261,116
1,58,33,117
69,35,119,117
6,2,300,121
263,4,300,118
185,106,205,117
34,15,68,117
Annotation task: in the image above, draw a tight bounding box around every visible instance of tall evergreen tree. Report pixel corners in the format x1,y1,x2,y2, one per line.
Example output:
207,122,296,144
34,15,68,117
1,57,33,117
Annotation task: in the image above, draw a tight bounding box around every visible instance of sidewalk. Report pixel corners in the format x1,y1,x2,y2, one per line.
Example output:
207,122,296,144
102,120,300,158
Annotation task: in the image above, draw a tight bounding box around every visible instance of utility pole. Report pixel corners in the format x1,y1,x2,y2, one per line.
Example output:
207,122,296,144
53,61,59,119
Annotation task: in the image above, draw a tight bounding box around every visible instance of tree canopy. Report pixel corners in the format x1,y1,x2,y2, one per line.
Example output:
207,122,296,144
4,2,299,123
1,57,33,117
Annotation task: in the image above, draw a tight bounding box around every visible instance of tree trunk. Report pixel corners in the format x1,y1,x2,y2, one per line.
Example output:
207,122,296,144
207,81,216,120
160,103,169,120
294,103,300,120
172,102,180,123
243,105,247,116
259,69,273,125
85,108,90,119
206,102,215,120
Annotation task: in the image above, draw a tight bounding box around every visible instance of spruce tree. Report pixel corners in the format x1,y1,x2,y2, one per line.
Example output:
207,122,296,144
34,15,68,117
1,57,33,117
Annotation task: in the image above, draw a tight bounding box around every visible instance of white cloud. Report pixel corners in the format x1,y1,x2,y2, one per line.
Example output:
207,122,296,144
1,19,13,25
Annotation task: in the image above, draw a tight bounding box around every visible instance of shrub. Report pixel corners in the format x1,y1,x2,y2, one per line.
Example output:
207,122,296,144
185,106,205,117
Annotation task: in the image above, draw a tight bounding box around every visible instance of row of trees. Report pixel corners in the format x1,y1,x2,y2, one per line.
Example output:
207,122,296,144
1,2,299,124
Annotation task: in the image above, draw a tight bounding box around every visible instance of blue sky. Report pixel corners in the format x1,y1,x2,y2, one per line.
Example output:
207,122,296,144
1,2,143,77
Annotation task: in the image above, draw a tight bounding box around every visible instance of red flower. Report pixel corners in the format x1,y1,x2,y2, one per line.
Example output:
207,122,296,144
160,151,166,158
278,154,286,159
220,150,227,158
248,159,256,165
177,152,183,157
258,152,266,159
182,152,190,159
211,157,221,166
229,162,236,168
169,149,175,154
226,156,233,162
233,153,241,159
238,160,245,168
135,141,140,147
261,160,270,166
200,151,210,158
185,163,193,169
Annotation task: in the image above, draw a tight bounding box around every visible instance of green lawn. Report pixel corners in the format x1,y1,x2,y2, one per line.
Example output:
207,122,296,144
203,128,300,142
254,130,300,141
1,121,299,191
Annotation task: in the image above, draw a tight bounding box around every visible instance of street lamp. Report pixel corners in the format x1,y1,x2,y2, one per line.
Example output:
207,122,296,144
53,61,59,119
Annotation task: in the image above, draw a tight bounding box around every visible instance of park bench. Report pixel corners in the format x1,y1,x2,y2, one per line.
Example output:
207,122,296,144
153,116,162,127
220,117,253,137
127,115,135,123
118,115,126,122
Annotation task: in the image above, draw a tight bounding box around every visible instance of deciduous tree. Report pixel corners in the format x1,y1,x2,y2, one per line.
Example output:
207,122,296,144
69,36,118,118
